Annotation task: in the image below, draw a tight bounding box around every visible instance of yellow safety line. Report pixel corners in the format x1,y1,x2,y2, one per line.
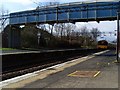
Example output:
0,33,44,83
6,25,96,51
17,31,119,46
68,71,78,76
68,71,101,78
93,71,100,78
68,74,81,77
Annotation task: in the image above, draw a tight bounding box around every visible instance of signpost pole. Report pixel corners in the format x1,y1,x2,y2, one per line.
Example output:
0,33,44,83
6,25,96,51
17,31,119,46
117,12,120,62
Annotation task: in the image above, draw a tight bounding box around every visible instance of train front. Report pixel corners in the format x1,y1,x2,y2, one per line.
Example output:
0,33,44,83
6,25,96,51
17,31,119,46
97,40,108,49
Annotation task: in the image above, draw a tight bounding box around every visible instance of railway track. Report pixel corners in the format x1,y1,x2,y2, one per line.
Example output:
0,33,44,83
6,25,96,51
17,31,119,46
1,49,104,80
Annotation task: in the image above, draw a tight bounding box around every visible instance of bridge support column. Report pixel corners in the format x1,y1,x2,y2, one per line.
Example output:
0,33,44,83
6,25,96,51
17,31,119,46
8,25,21,48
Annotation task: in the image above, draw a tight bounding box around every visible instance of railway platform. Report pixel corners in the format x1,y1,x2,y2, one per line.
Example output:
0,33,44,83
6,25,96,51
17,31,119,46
1,50,119,89
1,48,85,55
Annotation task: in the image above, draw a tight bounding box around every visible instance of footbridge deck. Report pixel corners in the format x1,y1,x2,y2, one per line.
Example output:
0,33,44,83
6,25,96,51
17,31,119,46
9,1,120,25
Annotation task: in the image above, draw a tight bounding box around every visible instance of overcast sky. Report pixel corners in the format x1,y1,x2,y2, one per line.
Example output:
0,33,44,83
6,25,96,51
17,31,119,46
1,0,118,42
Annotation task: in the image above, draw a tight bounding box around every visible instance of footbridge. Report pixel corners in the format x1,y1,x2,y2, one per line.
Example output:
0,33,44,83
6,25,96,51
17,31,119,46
3,1,120,55
9,1,120,25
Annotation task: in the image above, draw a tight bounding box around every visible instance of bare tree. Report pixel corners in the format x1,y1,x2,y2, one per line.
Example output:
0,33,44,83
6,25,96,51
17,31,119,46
38,24,47,31
54,23,61,37
79,26,93,47
48,24,54,35
54,23,66,40
90,28,101,41
64,23,76,41
0,6,9,48
0,6,4,32
0,6,9,32
80,26,90,37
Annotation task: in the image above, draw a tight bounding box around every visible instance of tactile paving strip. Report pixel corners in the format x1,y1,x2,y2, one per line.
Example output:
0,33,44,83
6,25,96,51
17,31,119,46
68,71,100,78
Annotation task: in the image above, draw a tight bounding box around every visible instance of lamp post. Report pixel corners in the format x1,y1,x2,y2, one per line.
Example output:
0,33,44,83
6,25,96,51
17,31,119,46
117,12,120,62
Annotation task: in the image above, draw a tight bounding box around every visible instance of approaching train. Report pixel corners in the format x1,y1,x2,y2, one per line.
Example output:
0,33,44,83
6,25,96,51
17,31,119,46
97,40,108,49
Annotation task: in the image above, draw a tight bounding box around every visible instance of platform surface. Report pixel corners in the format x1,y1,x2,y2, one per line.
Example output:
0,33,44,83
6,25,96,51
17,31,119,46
2,50,119,89
1,48,82,55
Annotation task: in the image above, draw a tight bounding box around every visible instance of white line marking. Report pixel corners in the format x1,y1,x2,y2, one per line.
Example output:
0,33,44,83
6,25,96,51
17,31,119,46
0,73,37,87
1,49,79,55
1,51,40,55
93,50,109,55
